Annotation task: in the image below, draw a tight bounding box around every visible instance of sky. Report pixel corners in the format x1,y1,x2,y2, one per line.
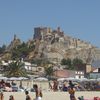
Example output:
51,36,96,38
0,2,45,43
0,0,100,47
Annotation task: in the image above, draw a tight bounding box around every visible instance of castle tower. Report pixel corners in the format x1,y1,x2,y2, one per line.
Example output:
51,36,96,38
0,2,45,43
57,27,60,32
48,27,51,33
14,34,17,40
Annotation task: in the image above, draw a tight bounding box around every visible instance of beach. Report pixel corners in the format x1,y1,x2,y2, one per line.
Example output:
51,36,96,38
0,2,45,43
3,91,100,100
0,80,100,100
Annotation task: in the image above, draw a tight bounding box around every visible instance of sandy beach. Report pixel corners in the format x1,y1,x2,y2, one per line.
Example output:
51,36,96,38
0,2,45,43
3,91,100,100
0,81,99,100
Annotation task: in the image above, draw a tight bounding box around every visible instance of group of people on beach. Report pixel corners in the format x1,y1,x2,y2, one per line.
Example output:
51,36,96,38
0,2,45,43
0,84,43,100
49,80,76,100
0,80,76,100
1,79,100,100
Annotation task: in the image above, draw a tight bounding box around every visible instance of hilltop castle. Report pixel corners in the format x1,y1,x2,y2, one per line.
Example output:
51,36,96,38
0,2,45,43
1,27,100,64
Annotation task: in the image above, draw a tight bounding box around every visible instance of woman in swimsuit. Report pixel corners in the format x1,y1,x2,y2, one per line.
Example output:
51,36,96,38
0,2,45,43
33,84,42,100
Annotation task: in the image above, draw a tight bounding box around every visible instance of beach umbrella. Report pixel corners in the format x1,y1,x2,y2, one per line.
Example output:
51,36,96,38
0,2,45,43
18,77,28,80
97,78,100,81
0,76,8,80
79,78,88,81
65,77,77,81
57,78,66,81
35,77,48,81
89,79,97,82
8,77,20,81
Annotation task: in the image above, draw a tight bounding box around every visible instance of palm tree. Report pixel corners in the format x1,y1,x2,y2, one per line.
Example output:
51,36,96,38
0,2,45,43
0,60,2,73
5,60,27,77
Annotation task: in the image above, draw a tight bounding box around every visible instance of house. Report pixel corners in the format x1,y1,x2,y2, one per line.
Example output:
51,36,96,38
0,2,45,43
53,69,84,79
75,71,84,79
90,60,100,79
53,69,75,78
89,67,100,79
24,62,32,71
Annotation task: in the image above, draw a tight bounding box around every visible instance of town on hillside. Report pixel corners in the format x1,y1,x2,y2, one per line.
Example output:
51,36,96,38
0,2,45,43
0,27,100,82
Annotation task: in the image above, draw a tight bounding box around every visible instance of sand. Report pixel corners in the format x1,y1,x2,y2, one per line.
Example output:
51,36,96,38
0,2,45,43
3,91,100,100
2,81,100,100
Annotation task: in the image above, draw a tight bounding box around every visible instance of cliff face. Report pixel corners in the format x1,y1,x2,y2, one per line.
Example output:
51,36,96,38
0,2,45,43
28,27,100,64
0,35,22,60
1,27,100,64
7,34,22,51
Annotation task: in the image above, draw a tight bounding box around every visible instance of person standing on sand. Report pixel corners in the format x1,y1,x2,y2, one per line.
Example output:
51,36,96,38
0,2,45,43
0,92,4,100
53,80,58,91
25,91,31,100
68,80,76,100
33,84,42,100
49,81,52,91
68,86,76,100
9,95,14,100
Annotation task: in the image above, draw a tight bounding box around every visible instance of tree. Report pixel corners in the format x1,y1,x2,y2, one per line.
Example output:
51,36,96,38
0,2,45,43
45,66,53,78
61,58,68,65
72,58,83,66
11,42,30,60
65,58,72,68
31,58,51,67
11,47,21,60
5,60,27,77
31,59,42,66
0,60,2,72
0,44,6,54
61,58,73,69
61,58,84,70
72,58,83,70
0,60,2,65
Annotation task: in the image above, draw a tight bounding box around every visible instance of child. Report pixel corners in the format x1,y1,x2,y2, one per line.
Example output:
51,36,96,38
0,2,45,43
9,95,14,100
25,91,31,100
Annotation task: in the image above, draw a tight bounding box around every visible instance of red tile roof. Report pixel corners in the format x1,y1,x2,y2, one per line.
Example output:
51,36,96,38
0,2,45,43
53,70,75,78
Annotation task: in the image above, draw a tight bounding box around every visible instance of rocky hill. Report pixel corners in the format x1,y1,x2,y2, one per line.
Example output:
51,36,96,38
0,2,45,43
1,27,100,64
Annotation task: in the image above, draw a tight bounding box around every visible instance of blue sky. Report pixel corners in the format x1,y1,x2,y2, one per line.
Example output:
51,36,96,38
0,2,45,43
0,0,100,47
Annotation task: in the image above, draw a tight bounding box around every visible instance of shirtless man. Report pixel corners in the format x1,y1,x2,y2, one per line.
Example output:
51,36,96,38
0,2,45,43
33,84,42,100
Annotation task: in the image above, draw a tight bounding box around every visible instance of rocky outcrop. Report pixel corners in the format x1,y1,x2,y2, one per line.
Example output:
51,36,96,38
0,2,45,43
31,27,100,64
1,27,100,64
7,34,21,51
